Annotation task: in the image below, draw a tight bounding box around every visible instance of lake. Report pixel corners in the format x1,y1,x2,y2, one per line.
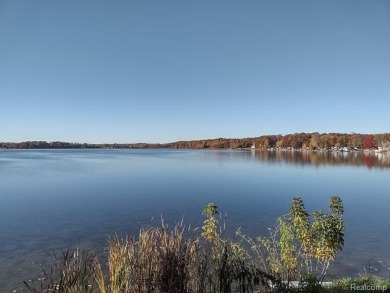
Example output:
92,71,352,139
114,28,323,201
0,149,389,292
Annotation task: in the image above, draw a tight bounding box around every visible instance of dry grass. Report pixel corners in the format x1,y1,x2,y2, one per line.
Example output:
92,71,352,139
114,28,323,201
23,248,100,293
100,222,202,293
23,222,270,293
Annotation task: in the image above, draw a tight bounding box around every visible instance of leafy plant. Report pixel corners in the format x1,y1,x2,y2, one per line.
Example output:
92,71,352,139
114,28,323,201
201,203,219,242
238,196,344,287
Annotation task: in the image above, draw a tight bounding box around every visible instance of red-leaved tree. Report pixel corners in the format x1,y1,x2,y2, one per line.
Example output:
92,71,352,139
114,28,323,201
363,135,376,150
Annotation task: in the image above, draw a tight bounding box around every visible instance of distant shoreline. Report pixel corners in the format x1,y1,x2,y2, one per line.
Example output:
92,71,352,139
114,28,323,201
1,132,389,152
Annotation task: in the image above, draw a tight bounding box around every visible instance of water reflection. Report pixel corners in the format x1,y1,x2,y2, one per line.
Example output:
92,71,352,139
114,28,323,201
249,150,390,169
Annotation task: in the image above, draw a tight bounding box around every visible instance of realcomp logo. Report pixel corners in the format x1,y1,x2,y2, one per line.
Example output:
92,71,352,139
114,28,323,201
351,284,387,291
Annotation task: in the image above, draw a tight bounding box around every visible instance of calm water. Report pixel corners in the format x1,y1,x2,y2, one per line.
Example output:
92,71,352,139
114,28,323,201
0,149,389,291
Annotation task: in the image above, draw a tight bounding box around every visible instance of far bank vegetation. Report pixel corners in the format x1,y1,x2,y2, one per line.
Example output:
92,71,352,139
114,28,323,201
170,133,390,151
1,132,390,151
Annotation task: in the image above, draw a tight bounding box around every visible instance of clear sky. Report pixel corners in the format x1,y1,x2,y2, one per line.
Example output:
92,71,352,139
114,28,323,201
1,0,389,143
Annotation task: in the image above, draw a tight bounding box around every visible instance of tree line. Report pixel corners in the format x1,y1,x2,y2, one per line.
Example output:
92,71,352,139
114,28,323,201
1,132,389,150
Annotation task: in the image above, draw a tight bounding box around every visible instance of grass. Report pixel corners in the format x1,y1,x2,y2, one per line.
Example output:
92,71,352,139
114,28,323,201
23,248,100,293
329,275,390,292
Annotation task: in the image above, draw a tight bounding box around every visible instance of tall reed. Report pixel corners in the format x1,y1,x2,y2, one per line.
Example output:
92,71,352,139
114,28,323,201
96,221,203,293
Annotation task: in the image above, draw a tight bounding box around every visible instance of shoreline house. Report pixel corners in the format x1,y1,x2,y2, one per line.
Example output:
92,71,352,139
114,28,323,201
377,141,390,153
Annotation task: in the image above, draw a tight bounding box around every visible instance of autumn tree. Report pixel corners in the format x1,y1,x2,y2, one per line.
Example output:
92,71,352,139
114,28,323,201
336,135,348,147
348,133,363,149
319,134,332,149
309,133,320,149
363,135,376,150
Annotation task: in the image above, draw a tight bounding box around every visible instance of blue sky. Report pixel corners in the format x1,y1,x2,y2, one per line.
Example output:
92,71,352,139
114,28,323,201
1,0,389,143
